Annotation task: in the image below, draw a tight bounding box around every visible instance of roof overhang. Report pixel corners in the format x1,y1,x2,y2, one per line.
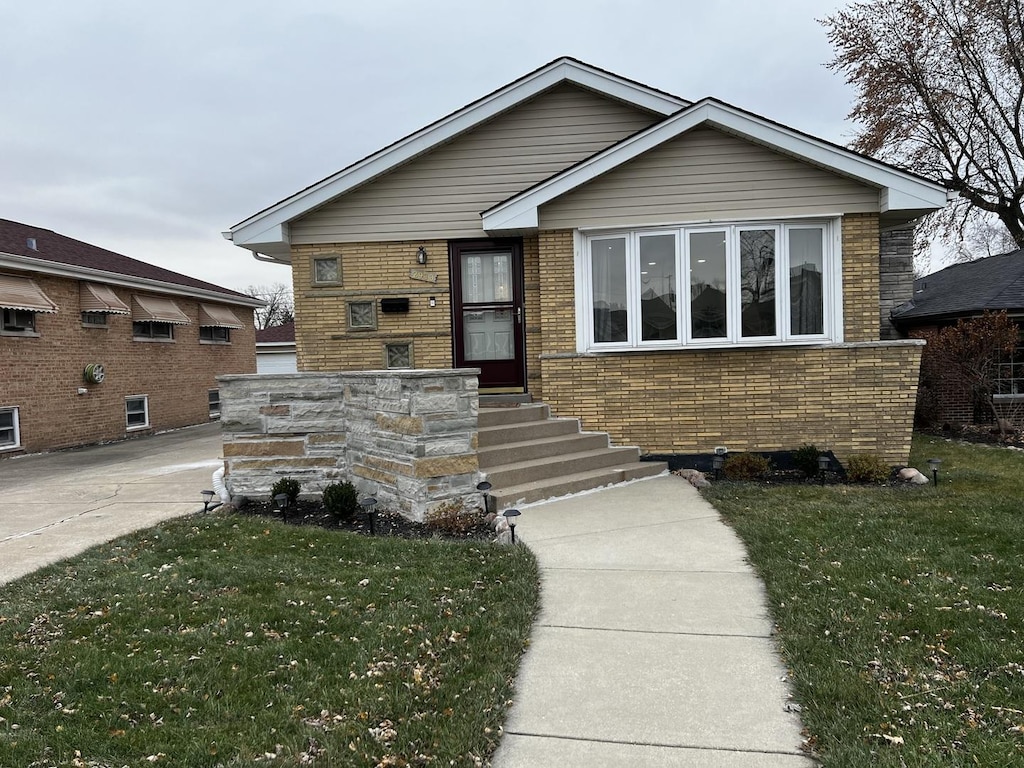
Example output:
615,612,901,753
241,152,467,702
482,99,950,235
0,252,264,308
225,57,688,259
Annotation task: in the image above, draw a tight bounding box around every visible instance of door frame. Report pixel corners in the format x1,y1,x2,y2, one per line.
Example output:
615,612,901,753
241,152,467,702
449,238,526,391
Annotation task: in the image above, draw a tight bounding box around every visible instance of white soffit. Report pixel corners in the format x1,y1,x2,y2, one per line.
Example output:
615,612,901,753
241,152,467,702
227,57,688,252
482,99,949,234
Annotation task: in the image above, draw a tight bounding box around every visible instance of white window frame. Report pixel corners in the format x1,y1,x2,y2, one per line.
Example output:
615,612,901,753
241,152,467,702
0,406,21,450
125,395,149,430
576,217,842,352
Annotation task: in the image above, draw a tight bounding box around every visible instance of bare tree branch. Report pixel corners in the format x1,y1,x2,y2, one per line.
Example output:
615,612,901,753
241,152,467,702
245,283,294,330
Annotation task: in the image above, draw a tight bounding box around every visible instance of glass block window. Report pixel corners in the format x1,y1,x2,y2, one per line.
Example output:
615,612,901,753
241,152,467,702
348,300,376,330
312,256,341,285
385,343,412,369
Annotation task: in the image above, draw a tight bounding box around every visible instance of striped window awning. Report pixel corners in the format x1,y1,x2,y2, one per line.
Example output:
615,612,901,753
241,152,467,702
132,296,190,325
80,282,130,314
0,274,59,313
199,304,245,329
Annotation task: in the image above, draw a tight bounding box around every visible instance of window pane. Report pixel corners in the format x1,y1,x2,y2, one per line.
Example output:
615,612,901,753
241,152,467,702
689,231,728,339
313,257,340,283
386,343,411,369
789,228,824,335
349,301,375,328
639,235,677,341
591,237,628,343
740,229,776,337
0,409,14,446
126,397,148,427
463,309,514,360
461,252,512,303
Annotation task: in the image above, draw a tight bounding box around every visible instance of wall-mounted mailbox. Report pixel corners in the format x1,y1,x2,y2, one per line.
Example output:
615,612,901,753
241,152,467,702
380,297,410,313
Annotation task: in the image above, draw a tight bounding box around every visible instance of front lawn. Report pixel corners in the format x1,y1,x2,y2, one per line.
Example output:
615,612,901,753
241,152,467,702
705,435,1024,766
0,514,538,767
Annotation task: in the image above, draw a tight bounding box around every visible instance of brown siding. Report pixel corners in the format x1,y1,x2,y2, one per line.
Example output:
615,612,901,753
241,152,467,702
539,128,880,230
0,273,256,456
290,84,661,243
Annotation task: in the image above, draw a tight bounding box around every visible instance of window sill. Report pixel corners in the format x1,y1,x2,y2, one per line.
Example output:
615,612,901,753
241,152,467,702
81,323,109,330
994,394,1024,403
126,424,150,432
199,339,232,345
133,337,175,343
0,444,22,453
579,337,835,354
0,330,40,338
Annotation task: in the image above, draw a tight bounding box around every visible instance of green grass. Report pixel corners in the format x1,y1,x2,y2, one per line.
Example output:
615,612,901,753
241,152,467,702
0,514,538,767
704,435,1024,766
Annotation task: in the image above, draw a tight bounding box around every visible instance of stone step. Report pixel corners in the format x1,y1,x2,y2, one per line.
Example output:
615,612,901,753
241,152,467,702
490,461,667,509
477,417,580,448
477,432,610,468
478,404,550,428
482,446,643,489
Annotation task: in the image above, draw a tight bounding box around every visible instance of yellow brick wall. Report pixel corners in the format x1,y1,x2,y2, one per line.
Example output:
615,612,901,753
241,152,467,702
842,212,881,342
291,240,454,371
522,234,543,399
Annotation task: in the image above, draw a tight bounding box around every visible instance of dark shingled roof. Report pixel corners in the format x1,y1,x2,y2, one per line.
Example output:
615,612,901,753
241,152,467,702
255,320,295,343
891,249,1024,324
0,218,252,301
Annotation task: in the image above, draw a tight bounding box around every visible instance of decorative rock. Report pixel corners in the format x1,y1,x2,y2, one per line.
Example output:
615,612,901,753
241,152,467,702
674,468,711,488
897,467,929,484
484,512,497,528
496,529,512,545
494,516,510,534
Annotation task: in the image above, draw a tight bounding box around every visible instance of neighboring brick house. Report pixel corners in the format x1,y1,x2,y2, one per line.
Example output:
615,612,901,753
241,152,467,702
225,57,949,465
891,249,1024,428
0,219,261,456
256,320,297,373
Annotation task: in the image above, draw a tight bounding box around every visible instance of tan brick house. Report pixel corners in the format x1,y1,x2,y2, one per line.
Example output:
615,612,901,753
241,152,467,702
0,219,261,456
225,57,949,465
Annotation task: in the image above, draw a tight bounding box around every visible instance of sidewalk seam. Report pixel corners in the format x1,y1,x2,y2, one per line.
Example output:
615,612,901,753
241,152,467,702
501,730,809,758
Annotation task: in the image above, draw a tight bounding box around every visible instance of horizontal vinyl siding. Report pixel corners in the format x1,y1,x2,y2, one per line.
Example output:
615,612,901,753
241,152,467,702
290,84,660,244
539,128,880,229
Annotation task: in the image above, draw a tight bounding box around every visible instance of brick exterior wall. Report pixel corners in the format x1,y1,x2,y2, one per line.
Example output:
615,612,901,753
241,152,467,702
288,213,923,464
0,272,256,456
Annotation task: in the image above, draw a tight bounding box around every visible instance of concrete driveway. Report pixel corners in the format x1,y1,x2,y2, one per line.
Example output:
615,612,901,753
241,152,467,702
0,422,223,585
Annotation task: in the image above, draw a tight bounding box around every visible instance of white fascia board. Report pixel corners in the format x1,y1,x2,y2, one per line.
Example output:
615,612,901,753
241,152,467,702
0,253,265,308
483,101,948,233
228,58,688,246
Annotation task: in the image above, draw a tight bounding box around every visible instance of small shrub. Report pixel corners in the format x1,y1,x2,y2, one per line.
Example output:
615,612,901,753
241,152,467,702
792,443,822,477
270,477,300,504
846,454,891,484
425,499,479,535
723,452,772,480
322,481,359,520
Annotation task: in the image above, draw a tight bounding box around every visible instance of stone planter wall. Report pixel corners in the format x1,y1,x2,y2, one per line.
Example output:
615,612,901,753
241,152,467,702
218,369,480,522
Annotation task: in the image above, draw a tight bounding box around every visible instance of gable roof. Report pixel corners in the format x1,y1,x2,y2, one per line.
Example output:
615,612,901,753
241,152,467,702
891,249,1024,324
0,219,261,307
255,320,295,344
225,57,688,259
482,98,950,235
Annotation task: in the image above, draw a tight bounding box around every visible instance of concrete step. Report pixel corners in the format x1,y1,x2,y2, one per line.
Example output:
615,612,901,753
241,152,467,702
491,461,668,509
478,404,549,428
478,432,610,469
477,417,580,448
483,446,643,489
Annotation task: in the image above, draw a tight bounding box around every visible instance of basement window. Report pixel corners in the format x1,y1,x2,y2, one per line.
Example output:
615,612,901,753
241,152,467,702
125,396,149,430
0,407,20,450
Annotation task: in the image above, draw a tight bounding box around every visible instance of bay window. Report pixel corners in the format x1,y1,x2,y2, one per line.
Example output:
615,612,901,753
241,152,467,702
580,220,837,350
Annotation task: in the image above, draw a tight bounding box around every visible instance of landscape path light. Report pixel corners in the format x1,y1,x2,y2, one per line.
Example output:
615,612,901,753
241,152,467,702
712,454,724,481
201,489,216,514
274,493,291,523
360,496,378,535
476,480,493,514
927,458,942,486
818,454,831,485
503,508,521,544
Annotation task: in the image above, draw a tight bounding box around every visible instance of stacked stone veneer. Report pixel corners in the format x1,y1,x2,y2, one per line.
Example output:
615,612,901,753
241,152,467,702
218,369,480,522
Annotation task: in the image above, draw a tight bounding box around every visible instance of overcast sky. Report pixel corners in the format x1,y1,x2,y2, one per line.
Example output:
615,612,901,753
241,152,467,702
1,0,858,294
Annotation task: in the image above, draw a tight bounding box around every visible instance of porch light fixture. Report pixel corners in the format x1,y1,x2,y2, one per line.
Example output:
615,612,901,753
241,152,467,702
416,246,428,265
201,489,216,513
274,492,291,522
927,458,942,486
503,508,521,543
360,496,378,535
476,480,493,514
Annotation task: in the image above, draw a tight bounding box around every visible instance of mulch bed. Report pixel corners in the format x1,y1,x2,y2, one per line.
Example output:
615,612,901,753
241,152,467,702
233,498,495,541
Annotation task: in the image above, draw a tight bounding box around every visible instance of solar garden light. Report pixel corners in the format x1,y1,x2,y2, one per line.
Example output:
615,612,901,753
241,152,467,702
201,489,216,514
274,492,291,522
712,454,725,481
927,458,942,486
503,508,521,544
476,480,493,514
818,454,831,484
360,496,378,535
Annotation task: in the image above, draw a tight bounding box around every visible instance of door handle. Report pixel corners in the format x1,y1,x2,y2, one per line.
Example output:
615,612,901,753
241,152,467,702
516,306,522,324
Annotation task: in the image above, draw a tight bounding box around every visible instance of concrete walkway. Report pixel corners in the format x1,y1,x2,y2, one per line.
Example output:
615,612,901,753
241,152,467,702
492,474,815,767
0,423,222,585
